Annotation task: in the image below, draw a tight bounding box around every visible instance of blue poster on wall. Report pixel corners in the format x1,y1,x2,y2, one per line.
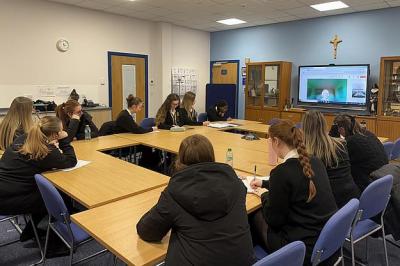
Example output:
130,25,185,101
206,84,237,118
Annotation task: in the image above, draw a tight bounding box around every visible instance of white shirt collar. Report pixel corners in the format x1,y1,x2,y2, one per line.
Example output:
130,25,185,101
126,108,133,116
283,149,299,162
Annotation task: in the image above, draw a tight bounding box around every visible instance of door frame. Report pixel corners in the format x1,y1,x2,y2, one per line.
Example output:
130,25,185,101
108,51,149,117
210,59,240,117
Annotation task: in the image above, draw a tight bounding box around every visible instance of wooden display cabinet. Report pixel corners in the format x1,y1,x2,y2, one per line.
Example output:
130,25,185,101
245,61,292,122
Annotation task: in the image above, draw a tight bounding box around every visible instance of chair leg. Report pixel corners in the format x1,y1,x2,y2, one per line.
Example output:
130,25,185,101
341,247,345,266
69,246,74,266
42,217,52,265
351,237,356,266
365,237,368,263
28,215,44,265
382,226,389,266
113,255,118,266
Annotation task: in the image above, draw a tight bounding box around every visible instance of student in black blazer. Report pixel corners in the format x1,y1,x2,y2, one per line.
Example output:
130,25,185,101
331,114,388,192
207,100,232,122
155,93,182,129
250,120,338,265
114,95,156,134
137,134,255,265
178,91,209,126
55,99,99,141
0,116,77,240
302,110,360,208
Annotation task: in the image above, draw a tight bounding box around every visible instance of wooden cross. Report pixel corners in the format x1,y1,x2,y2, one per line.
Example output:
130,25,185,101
330,34,342,59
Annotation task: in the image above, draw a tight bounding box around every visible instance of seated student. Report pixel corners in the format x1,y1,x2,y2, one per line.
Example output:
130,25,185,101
0,96,34,151
114,95,156,134
137,134,255,266
302,110,360,208
250,120,337,265
0,116,77,241
330,115,388,192
155,93,182,129
207,100,232,122
178,91,209,126
55,99,99,141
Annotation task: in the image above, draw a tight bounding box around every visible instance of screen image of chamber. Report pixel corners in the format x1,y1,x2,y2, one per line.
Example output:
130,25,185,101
298,65,369,106
306,79,347,103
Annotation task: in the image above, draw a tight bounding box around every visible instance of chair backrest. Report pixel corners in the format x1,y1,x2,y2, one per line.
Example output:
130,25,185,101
140,118,155,128
198,113,208,123
34,174,70,223
391,138,400,160
359,174,393,220
253,241,306,266
267,118,280,125
311,198,360,265
383,142,394,160
99,121,115,136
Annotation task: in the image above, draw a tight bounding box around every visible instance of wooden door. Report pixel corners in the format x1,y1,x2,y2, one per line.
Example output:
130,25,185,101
110,54,146,122
212,62,238,84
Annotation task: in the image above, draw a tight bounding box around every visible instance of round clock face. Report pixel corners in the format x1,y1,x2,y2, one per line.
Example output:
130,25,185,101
56,39,69,52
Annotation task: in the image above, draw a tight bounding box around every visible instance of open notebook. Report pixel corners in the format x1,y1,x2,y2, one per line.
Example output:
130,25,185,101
208,122,239,129
240,175,269,193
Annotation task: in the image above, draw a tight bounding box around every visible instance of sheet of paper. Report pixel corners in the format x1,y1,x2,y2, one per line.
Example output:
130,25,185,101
208,123,239,128
240,176,270,193
62,160,91,172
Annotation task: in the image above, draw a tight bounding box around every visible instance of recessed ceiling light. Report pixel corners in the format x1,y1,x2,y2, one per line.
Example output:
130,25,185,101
216,18,246,25
311,1,349,11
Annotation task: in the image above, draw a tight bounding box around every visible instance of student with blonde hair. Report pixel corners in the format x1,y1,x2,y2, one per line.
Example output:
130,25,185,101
155,93,182,129
179,92,209,126
0,96,34,151
302,110,360,208
0,116,77,241
137,134,255,265
55,99,98,141
250,120,337,265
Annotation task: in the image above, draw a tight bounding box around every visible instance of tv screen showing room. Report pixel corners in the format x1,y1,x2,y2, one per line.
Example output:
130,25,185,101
298,65,369,106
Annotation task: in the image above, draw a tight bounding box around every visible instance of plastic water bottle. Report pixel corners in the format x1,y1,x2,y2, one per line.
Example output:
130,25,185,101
84,125,91,140
226,148,233,167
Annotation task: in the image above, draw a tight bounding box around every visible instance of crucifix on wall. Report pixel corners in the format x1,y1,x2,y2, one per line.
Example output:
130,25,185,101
330,34,342,59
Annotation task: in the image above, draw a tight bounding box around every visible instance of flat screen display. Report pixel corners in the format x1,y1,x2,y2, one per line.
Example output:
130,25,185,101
298,65,369,107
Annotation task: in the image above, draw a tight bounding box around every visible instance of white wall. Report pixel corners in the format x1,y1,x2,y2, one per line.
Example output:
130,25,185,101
0,0,210,116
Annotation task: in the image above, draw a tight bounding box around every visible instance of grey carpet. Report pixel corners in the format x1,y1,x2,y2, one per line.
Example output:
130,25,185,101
1,216,400,265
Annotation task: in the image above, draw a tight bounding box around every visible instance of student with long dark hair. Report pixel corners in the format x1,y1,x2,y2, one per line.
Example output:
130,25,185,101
179,92,209,126
331,114,388,191
137,134,255,265
114,95,156,134
55,99,98,141
0,116,77,241
250,120,337,265
302,110,360,208
155,93,182,129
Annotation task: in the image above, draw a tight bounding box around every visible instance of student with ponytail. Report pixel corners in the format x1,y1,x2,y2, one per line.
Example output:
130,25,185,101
250,119,337,265
55,99,98,141
0,116,77,241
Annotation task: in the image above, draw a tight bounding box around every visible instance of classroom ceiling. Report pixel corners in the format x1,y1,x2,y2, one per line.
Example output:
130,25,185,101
48,0,400,32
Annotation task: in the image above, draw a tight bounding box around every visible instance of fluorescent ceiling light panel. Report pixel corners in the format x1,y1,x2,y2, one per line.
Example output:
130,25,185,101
216,18,246,25
311,1,349,11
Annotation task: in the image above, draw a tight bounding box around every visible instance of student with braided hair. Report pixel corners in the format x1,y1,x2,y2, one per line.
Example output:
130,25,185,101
250,119,337,265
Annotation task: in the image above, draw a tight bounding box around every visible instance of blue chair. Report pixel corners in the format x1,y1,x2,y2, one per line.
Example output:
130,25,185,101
346,175,393,266
383,142,394,161
34,174,107,265
140,117,155,128
390,138,400,160
198,113,208,123
267,118,280,125
311,198,360,266
295,122,302,129
253,241,305,266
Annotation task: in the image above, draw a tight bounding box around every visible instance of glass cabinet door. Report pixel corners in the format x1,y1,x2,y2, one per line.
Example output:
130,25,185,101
264,65,279,107
383,60,400,116
247,65,263,107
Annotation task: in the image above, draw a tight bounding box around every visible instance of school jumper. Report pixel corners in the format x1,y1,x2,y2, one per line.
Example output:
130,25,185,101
113,109,153,134
158,110,183,129
178,108,202,126
65,111,99,142
207,106,227,122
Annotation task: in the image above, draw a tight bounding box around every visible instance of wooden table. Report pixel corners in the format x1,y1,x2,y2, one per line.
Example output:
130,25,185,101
72,184,262,266
43,136,170,208
226,123,270,137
